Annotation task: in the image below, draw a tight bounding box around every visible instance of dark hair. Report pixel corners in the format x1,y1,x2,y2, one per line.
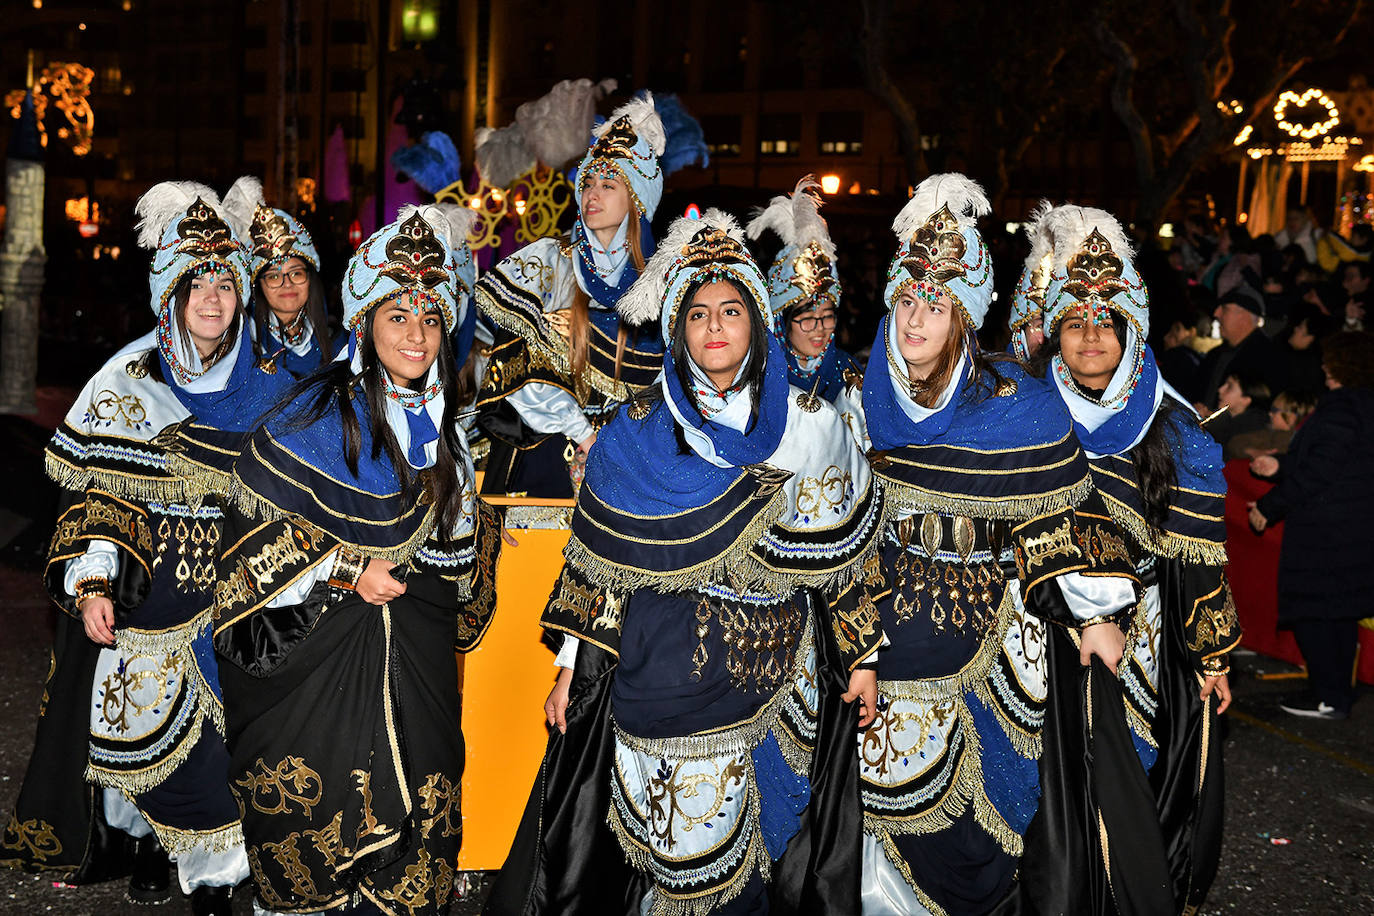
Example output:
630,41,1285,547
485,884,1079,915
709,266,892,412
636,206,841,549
1029,309,1129,380
1343,261,1372,283
780,294,838,330
568,216,647,381
1223,368,1271,410
671,275,770,421
1223,225,1252,255
1322,330,1374,389
274,301,468,544
137,270,243,384
251,261,333,369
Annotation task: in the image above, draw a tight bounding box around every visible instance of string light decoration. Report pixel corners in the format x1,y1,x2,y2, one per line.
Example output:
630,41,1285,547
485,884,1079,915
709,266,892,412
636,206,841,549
1280,136,1362,162
1273,88,1340,140
1234,125,1253,146
4,62,95,155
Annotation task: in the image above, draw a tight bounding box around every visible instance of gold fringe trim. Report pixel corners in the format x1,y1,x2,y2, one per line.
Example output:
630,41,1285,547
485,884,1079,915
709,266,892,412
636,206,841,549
165,452,237,510
874,830,950,916
772,717,814,778
614,621,815,762
607,765,770,916
476,287,639,403
86,621,228,796
134,804,244,857
1100,493,1228,565
1117,596,1160,750
877,473,1095,522
877,588,1018,705
225,473,439,566
44,451,189,505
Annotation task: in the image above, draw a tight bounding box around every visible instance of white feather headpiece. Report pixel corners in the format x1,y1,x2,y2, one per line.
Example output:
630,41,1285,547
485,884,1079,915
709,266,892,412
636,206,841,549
1043,205,1134,273
432,202,480,248
1023,199,1056,273
746,175,835,258
134,180,222,250
221,175,264,240
892,173,990,240
594,92,667,157
474,123,536,189
516,77,618,168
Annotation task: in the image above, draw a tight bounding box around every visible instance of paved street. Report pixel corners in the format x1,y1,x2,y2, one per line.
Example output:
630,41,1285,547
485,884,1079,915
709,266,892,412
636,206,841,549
0,411,1369,915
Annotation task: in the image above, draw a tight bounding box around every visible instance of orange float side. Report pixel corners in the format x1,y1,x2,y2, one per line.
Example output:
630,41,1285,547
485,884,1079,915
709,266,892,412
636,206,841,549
458,524,570,871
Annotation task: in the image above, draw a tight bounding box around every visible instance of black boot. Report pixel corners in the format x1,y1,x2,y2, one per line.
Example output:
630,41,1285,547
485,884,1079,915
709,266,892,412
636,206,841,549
127,835,171,904
190,884,232,915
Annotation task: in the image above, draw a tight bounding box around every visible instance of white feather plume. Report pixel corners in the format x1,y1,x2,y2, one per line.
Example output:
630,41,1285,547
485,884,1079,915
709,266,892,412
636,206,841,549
394,204,453,245
892,173,990,241
516,77,618,169
1022,199,1056,272
474,124,536,189
594,92,666,158
134,181,222,250
432,202,480,249
1042,205,1134,272
221,175,265,240
745,175,835,258
617,207,745,326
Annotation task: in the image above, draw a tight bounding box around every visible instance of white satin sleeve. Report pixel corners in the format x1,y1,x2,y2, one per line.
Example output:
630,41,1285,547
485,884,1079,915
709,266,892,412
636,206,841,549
507,383,595,442
63,540,120,596
1055,571,1137,622
264,549,339,608
555,634,580,669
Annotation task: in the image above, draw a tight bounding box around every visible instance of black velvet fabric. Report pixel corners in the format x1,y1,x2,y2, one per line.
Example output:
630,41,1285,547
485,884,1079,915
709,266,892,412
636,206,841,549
483,642,647,916
894,809,1017,915
767,600,862,915
1151,559,1226,913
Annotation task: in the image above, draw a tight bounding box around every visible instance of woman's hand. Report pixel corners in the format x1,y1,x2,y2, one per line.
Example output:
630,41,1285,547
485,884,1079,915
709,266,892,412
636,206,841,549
575,432,597,464
1080,621,1126,675
1247,501,1268,533
356,558,406,606
80,595,116,646
545,666,573,734
1201,673,1232,714
843,668,879,728
1250,454,1279,478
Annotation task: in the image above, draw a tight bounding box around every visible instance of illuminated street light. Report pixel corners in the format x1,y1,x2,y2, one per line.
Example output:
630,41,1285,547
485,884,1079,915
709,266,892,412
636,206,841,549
819,174,841,195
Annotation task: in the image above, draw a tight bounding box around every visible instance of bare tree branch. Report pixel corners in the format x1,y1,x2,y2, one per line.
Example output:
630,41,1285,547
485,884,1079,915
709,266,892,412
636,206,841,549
857,0,927,184
1094,13,1156,187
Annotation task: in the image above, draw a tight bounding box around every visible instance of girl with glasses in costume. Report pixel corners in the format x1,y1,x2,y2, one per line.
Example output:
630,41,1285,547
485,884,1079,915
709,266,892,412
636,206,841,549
475,95,667,497
4,182,294,915
1003,205,1237,916
204,205,499,916
853,176,1141,915
747,175,866,446
487,211,886,916
223,177,334,377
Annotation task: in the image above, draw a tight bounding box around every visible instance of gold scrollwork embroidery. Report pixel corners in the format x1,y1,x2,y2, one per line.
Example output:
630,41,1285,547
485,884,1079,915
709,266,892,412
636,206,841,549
376,847,435,916
417,773,462,840
90,389,148,429
858,696,957,779
98,653,181,734
795,465,853,518
548,573,602,627
1021,519,1080,570
1,816,62,862
351,769,392,842
646,755,748,851
236,756,324,817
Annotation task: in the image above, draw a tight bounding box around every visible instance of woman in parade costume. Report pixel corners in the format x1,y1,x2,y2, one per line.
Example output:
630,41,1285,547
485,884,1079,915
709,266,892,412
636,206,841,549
746,175,866,445
1007,202,1053,362
2,182,293,914
1002,206,1238,916
474,94,666,497
207,205,499,916
223,176,334,376
486,210,886,916
854,175,1141,916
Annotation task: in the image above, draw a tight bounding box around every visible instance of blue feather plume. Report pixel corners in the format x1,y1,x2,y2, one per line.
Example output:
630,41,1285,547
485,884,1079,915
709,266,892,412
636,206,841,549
391,131,463,195
646,92,709,175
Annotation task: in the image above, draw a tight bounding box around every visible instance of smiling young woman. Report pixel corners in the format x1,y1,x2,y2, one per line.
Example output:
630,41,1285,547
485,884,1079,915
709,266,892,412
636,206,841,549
222,177,333,377
1013,204,1239,916
851,175,1143,916
5,182,294,915
207,205,499,916
747,176,866,446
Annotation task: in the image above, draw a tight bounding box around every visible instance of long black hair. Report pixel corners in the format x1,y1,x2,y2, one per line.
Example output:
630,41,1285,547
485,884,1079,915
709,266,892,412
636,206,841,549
1035,316,1178,531
250,261,333,367
273,303,468,544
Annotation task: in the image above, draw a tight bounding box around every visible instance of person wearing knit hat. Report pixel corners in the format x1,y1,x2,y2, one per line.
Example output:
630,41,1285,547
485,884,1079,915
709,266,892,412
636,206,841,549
1009,204,1237,915
1195,282,1291,411
1007,201,1054,361
488,209,885,916
854,175,1140,915
3,182,296,914
747,175,867,446
475,93,668,498
209,206,500,916
222,176,334,376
